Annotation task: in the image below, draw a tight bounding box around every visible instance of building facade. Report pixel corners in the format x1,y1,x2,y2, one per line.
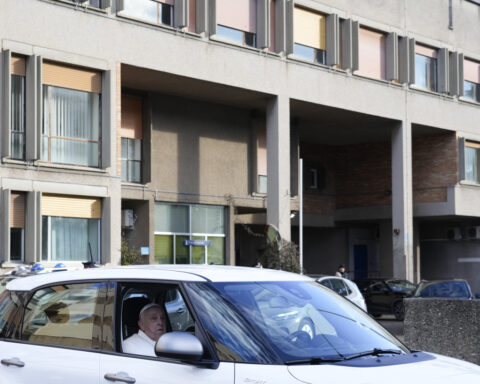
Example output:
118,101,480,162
1,0,480,291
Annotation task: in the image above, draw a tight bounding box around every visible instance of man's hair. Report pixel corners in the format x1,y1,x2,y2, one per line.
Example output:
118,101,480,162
138,303,164,321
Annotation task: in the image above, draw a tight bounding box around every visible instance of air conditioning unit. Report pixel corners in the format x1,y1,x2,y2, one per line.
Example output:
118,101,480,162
446,227,461,240
122,209,135,229
466,226,480,239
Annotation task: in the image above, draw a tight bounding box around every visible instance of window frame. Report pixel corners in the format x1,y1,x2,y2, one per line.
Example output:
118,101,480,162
216,24,257,48
463,80,480,102
414,52,438,92
118,0,174,27
121,137,142,183
464,142,480,184
10,74,26,160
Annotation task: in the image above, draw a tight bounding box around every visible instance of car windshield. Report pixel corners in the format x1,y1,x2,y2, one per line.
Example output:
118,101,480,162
185,281,408,364
386,280,416,292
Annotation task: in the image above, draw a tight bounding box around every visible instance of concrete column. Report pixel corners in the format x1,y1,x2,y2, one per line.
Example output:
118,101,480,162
391,121,414,280
1,189,10,263
266,95,291,241
25,191,41,263
227,203,235,266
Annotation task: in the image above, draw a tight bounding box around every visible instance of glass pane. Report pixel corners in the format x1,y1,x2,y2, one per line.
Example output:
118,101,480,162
154,203,189,233
41,136,49,162
175,235,189,264
11,75,25,133
465,147,477,182
294,43,316,62
121,138,128,159
207,237,225,265
192,236,206,264
11,132,24,160
121,159,127,181
217,25,244,44
429,57,437,92
89,0,100,7
46,217,100,262
121,0,158,23
154,235,173,264
42,216,48,261
10,228,24,261
22,283,106,349
160,3,172,26
415,54,436,91
129,139,142,161
258,175,267,193
43,86,100,166
128,161,141,183
245,32,256,48
192,205,225,234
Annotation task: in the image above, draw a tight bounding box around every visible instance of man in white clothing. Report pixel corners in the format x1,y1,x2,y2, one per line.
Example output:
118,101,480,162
123,303,167,356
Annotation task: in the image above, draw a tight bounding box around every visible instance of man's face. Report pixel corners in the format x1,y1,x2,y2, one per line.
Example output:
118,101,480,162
339,267,345,273
138,307,166,342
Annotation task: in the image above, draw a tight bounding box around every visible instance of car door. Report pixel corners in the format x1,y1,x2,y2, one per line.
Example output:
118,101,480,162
0,282,108,384
365,282,392,313
100,283,234,384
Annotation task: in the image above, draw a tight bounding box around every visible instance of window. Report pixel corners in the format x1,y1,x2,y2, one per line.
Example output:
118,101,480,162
154,203,226,265
120,96,143,183
41,62,101,167
11,56,26,160
72,0,102,6
119,0,173,26
257,122,267,193
41,194,101,262
216,0,257,48
293,7,326,65
22,283,111,350
10,192,25,262
0,290,24,339
464,59,480,103
465,142,480,183
356,27,386,80
414,44,437,92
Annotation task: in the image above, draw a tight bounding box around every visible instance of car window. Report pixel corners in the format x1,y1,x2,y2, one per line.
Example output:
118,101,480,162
0,290,24,339
418,282,471,298
329,279,351,297
368,282,387,293
22,282,110,350
319,279,333,290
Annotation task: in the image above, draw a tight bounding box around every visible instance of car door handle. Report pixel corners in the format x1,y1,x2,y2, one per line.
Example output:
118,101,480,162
176,308,186,313
1,358,25,368
104,372,136,384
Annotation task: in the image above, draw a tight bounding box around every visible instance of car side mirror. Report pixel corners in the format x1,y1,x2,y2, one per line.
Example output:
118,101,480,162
155,332,204,361
475,293,480,299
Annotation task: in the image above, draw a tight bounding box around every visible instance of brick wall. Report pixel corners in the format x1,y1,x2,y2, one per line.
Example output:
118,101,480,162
301,133,458,214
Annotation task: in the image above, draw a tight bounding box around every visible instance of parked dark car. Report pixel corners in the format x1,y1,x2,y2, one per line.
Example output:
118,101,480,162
413,279,473,299
355,278,417,321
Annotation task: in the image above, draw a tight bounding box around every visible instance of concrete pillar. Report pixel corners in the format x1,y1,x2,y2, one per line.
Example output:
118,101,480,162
391,121,414,280
266,94,291,241
1,189,10,263
227,203,235,266
25,191,41,264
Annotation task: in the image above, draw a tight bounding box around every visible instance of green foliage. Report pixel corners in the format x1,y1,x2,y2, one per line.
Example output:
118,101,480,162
259,239,302,274
121,238,142,265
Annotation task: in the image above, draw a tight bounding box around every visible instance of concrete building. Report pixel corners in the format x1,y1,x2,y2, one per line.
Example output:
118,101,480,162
1,0,480,291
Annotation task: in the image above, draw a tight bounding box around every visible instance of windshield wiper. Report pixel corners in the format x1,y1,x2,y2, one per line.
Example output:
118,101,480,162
343,348,403,361
285,357,344,365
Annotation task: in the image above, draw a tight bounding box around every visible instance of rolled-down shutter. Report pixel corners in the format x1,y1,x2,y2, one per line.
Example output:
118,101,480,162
10,193,25,228
42,61,101,93
42,194,101,219
11,56,26,76
120,96,143,139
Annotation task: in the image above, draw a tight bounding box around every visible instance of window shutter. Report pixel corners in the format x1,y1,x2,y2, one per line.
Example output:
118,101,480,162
208,0,217,35
2,50,11,159
458,53,464,96
42,194,101,219
458,137,465,182
408,38,416,84
340,19,352,70
174,0,188,28
256,0,269,49
43,61,101,93
438,48,449,94
11,56,26,76
121,96,143,139
195,0,207,34
386,32,398,81
116,0,125,12
100,0,111,9
285,0,294,55
351,21,359,71
326,14,339,66
10,193,25,229
449,52,459,96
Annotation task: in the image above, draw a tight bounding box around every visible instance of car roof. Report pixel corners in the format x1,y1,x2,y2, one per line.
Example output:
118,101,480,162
6,265,312,291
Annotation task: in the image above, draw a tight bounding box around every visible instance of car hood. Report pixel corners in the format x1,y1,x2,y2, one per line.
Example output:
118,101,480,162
287,353,480,383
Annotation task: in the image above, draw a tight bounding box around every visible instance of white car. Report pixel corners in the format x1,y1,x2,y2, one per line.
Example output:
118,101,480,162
1,265,480,384
316,275,367,311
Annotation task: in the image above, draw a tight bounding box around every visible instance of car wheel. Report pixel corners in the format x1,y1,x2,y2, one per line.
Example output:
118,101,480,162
298,318,315,339
392,301,405,321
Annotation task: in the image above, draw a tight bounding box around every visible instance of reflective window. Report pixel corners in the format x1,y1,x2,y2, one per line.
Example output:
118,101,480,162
120,0,173,26
185,281,407,363
464,81,480,102
11,74,25,160
22,283,110,349
121,138,142,183
414,54,437,92
0,290,24,339
465,145,480,183
216,25,256,48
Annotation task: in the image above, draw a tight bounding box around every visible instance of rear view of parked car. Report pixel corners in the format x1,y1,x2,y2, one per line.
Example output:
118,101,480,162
356,278,417,320
316,276,367,311
414,280,473,299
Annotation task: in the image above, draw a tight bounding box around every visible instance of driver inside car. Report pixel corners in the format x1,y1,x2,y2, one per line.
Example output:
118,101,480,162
123,303,167,356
